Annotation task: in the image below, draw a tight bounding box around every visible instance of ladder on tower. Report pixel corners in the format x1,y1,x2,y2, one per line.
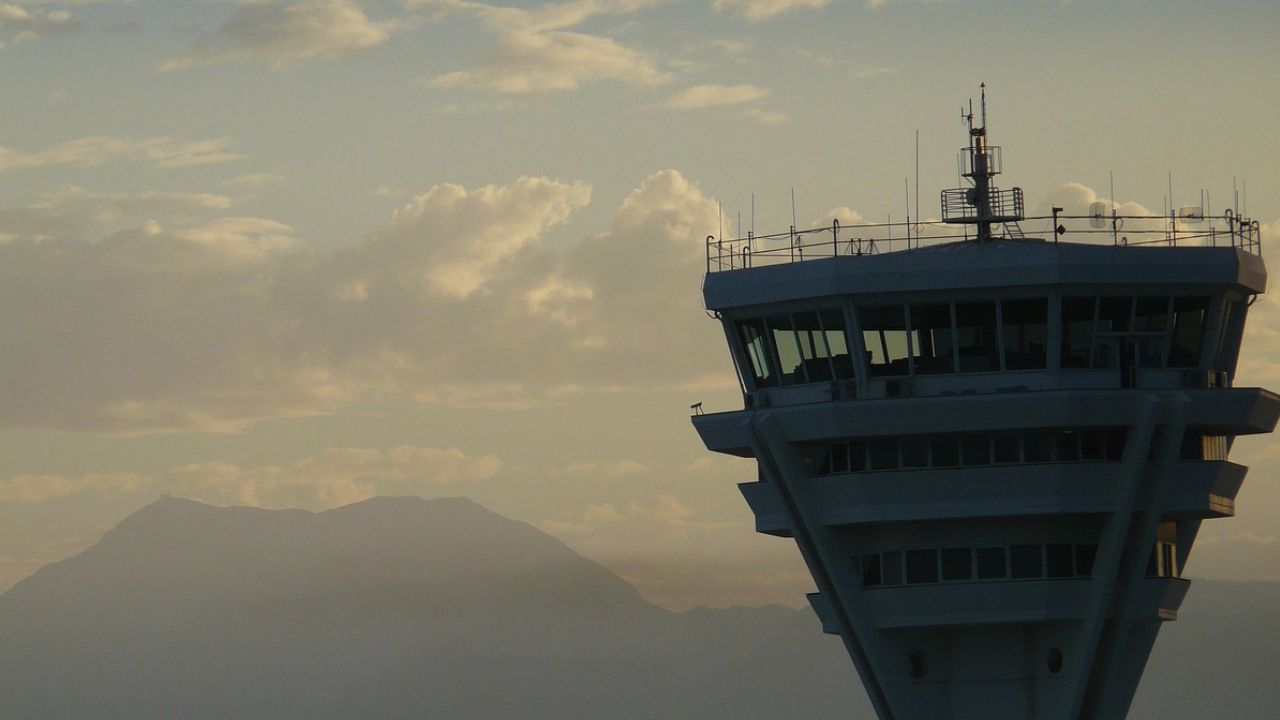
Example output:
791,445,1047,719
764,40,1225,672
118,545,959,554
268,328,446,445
1002,221,1025,239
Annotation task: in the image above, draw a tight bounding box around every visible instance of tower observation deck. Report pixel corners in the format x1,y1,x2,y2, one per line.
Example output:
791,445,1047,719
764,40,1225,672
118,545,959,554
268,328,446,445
691,93,1276,720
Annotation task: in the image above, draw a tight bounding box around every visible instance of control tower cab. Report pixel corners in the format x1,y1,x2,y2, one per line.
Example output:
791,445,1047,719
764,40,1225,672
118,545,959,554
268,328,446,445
691,91,1276,720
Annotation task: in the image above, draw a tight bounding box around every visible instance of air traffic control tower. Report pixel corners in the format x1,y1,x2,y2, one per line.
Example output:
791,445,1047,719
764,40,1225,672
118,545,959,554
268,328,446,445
692,95,1277,720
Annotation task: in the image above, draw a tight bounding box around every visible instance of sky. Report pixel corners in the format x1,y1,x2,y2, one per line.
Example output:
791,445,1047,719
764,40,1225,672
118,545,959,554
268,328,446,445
0,0,1278,611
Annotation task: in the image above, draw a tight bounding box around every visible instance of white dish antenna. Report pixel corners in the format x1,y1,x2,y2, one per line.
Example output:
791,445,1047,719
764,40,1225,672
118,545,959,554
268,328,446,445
1089,201,1108,229
1178,206,1204,222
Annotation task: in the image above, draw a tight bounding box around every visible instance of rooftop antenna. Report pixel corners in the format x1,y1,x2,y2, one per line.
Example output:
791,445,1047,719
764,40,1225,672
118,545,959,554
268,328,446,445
791,187,798,231
718,201,723,243
915,129,920,247
903,178,911,248
751,193,756,238
944,82,1008,242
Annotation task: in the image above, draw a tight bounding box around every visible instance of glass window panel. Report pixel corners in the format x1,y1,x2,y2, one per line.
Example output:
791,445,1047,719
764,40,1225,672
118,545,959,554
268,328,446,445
1061,297,1095,368
792,311,834,383
819,309,856,380
1055,431,1080,462
955,301,1000,372
941,548,973,581
1046,543,1074,578
1081,431,1105,461
859,305,910,377
961,434,991,466
1024,432,1052,462
767,314,806,385
830,443,849,473
993,433,1021,463
1168,297,1210,368
905,549,939,584
1093,297,1133,369
862,553,882,586
1074,544,1097,577
736,319,776,387
1136,336,1166,368
1104,429,1127,461
1097,296,1133,333
883,551,903,586
1001,298,1048,370
1134,296,1170,332
1160,542,1177,577
901,437,929,468
848,441,867,472
910,303,955,374
976,547,1008,579
817,448,832,475
1010,544,1045,579
930,436,961,467
868,438,900,471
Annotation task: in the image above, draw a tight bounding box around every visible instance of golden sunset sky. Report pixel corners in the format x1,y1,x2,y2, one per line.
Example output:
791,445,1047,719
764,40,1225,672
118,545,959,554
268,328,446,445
1,0,1277,610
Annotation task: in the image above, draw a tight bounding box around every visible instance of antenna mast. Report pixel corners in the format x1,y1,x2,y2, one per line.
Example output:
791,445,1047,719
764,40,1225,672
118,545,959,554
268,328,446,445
940,83,1024,242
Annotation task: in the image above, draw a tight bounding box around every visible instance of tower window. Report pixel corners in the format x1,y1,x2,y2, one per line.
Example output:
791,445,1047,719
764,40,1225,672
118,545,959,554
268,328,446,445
941,548,973,581
1010,544,1044,579
1061,297,1096,368
955,301,1000,372
736,318,776,388
1168,297,1210,368
976,547,1008,579
860,305,910,377
905,549,940,584
1046,543,1074,578
910,303,955,374
1002,298,1048,370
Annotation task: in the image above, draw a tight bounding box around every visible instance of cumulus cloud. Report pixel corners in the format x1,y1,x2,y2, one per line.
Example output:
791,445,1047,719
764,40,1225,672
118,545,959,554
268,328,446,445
0,135,244,174
0,169,729,433
713,0,833,23
163,0,396,70
426,0,669,93
663,83,769,110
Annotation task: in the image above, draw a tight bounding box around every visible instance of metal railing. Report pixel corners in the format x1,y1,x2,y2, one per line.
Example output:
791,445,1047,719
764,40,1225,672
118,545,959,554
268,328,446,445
940,186,1024,223
705,211,1263,273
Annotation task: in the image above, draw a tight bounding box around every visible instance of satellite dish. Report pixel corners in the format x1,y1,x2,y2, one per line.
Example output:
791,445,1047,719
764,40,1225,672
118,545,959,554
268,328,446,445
964,188,978,206
1178,206,1204,222
1089,201,1107,229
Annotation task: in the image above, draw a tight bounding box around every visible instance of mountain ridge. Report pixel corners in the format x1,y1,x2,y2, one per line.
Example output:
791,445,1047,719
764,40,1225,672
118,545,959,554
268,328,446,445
1,495,1276,719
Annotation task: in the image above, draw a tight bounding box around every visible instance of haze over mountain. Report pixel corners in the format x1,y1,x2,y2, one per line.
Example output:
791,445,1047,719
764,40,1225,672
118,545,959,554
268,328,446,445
1,496,1275,719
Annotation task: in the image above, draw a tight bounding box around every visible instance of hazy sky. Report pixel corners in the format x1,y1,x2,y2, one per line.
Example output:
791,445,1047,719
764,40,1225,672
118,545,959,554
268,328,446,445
1,0,1278,610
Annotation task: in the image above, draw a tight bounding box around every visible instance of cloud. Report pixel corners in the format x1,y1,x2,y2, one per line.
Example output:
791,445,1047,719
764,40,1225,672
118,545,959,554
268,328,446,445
220,171,287,191
0,135,244,174
426,0,669,94
356,176,591,298
713,0,833,23
0,186,236,242
663,83,769,110
0,445,502,509
743,107,787,125
163,0,396,71
0,3,80,42
0,169,729,433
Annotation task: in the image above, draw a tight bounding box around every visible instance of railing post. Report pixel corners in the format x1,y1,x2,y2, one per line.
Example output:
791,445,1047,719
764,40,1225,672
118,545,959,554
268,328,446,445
832,219,840,259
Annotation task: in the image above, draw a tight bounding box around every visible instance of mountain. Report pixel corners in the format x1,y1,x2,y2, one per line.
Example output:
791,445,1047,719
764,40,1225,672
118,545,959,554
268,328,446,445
1,495,1275,719
0,496,865,719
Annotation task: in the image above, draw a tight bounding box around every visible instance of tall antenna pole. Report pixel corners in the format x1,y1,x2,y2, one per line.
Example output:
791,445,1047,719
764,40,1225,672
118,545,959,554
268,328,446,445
915,129,920,248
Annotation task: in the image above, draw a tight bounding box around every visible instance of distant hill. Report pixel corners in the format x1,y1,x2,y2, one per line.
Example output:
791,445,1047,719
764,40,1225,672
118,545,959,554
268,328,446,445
0,496,1274,719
